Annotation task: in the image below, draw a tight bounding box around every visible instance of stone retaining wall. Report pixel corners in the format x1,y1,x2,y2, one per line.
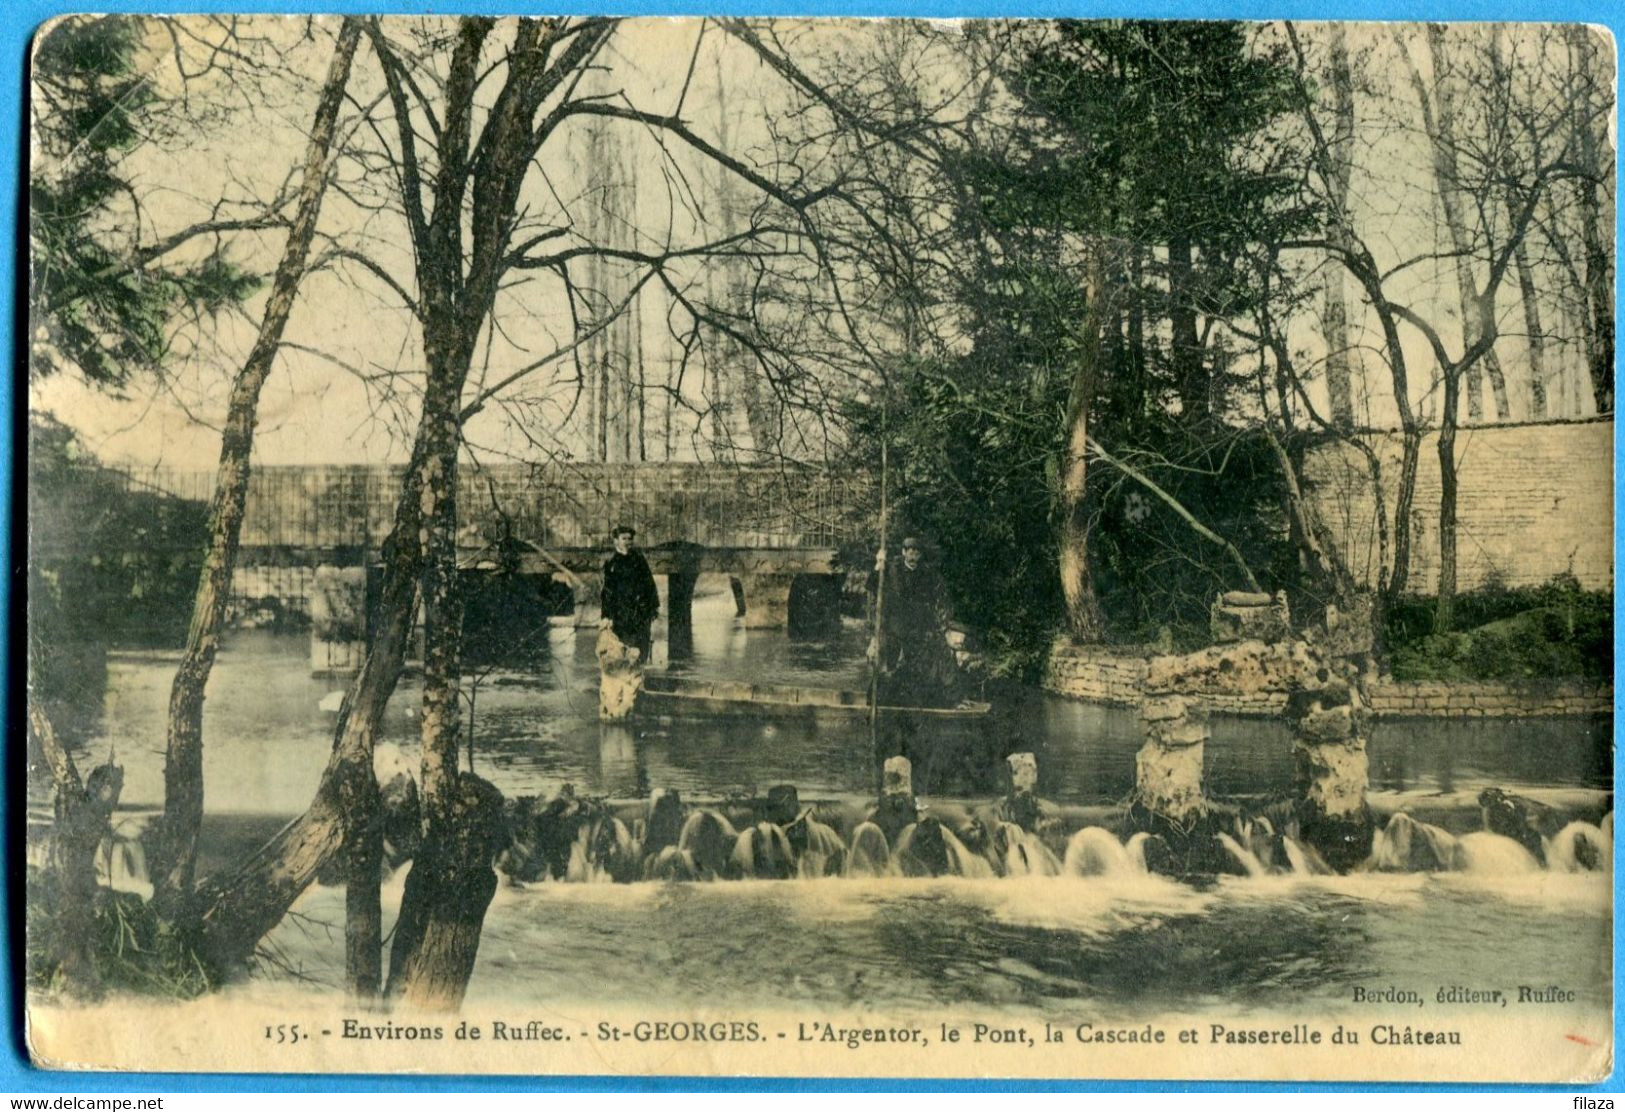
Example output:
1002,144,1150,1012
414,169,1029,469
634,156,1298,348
1362,679,1613,718
1044,642,1611,718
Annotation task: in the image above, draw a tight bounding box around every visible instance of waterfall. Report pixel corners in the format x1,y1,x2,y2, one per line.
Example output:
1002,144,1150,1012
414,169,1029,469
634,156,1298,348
894,818,990,877
788,815,848,879
1454,831,1542,875
845,822,891,878
1214,833,1267,878
1546,820,1611,873
94,824,152,898
1371,813,1458,873
1063,827,1136,877
1239,817,1278,873
1124,832,1154,874
677,809,738,879
490,794,1613,888
1280,837,1332,876
730,822,796,880
567,814,636,883
996,822,1062,878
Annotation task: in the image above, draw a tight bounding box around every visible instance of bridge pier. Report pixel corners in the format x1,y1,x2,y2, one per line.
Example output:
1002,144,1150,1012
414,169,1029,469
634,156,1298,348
568,571,603,627
310,565,367,675
788,574,843,636
665,571,697,659
737,573,796,629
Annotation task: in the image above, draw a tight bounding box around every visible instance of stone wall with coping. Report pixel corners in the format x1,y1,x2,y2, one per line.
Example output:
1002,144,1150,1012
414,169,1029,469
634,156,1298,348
1043,642,1612,718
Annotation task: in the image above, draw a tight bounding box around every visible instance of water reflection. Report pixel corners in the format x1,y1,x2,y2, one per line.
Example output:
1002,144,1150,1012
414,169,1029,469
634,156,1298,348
47,589,1612,817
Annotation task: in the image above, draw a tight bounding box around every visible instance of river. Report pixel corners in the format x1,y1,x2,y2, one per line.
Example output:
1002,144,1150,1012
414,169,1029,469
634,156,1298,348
40,591,1614,1077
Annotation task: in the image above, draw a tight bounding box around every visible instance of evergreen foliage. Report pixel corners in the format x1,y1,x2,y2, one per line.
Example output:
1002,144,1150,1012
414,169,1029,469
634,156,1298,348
857,21,1310,673
30,16,259,391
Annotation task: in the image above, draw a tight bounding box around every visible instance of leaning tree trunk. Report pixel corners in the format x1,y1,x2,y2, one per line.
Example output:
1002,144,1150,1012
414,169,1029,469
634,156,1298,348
1057,259,1107,642
188,450,424,973
151,18,362,909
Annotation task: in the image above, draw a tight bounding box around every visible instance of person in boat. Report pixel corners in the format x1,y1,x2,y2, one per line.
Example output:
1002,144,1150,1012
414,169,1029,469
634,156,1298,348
601,524,660,663
868,535,959,709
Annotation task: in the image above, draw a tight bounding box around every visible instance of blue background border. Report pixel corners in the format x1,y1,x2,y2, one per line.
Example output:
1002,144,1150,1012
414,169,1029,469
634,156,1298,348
4,0,1620,1092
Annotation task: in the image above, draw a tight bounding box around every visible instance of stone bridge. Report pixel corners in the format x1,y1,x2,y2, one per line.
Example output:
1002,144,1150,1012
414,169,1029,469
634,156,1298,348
56,462,873,666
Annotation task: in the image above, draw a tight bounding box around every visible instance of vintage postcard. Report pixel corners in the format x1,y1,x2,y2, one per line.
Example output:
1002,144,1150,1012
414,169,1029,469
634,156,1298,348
23,15,1615,1082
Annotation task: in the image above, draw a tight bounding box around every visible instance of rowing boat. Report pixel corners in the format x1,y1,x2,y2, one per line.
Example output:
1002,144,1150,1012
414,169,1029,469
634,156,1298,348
634,673,991,720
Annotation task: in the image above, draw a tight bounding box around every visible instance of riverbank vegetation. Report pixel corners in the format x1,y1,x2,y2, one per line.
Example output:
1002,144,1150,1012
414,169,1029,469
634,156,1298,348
1385,577,1613,683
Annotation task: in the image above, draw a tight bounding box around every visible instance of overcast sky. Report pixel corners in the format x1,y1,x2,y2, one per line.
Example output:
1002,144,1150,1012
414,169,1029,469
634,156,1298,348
29,17,1613,475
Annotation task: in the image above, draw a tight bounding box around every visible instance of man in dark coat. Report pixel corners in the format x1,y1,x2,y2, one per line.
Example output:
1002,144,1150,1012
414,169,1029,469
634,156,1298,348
869,535,958,708
601,525,659,663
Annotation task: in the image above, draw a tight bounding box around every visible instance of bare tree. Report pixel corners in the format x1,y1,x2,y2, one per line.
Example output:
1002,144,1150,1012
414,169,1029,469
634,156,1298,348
151,17,363,911
1319,23,1359,429
186,16,938,1002
1285,23,1601,627
1565,25,1615,413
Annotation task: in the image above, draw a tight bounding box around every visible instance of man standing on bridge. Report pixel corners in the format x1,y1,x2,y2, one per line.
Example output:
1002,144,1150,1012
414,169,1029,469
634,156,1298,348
601,525,660,663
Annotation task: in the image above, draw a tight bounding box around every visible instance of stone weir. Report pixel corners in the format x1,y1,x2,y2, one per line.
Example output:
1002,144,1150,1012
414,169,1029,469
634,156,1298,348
345,750,1607,886
56,751,1611,892
1126,592,1380,873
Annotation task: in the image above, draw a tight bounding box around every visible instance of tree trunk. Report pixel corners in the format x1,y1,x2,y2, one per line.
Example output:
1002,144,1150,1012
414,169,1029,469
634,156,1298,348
29,703,116,998
1435,372,1461,631
189,455,424,971
1388,429,1420,599
1127,249,1147,393
385,773,504,1011
1058,260,1107,642
1407,27,1509,427
343,798,384,1003
1321,23,1357,428
1167,235,1205,423
185,16,619,981
1568,25,1614,413
151,18,362,908
1515,239,1548,418
1288,26,1420,605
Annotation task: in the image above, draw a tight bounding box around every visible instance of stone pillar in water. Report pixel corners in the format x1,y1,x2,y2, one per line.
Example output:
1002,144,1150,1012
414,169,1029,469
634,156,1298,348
1134,694,1210,824
596,626,644,721
738,573,795,629
310,565,367,676
999,751,1045,832
571,572,604,628
870,755,918,847
1288,673,1373,872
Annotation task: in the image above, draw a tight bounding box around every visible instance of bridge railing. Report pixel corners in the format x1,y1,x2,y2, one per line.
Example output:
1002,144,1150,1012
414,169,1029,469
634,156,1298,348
66,461,874,555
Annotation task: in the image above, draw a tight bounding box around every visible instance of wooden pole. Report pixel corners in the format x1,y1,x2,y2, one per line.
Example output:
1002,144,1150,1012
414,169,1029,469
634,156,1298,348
868,437,889,740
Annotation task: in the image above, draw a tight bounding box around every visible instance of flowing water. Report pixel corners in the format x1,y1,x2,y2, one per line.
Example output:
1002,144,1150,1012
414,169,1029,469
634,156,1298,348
42,589,1615,1028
